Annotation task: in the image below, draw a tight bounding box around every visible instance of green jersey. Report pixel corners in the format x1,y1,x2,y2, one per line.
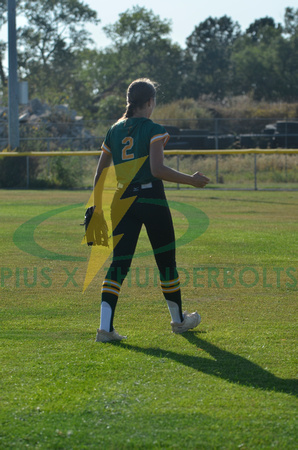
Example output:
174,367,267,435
101,117,169,184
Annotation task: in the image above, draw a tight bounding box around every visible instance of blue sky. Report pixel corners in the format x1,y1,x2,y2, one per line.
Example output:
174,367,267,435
87,0,296,49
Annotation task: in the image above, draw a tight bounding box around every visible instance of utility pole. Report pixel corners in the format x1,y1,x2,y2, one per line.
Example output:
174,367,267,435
7,0,19,149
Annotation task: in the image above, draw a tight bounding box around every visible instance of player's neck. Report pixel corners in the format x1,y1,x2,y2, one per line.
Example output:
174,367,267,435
132,109,151,119
132,99,155,119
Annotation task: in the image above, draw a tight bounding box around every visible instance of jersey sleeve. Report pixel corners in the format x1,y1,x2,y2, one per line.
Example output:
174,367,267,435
101,128,112,155
149,124,170,148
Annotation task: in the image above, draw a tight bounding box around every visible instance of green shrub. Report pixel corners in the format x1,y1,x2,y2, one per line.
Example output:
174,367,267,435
48,155,84,188
0,156,28,188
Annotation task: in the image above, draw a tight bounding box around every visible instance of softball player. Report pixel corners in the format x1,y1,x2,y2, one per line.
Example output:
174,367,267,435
94,78,209,342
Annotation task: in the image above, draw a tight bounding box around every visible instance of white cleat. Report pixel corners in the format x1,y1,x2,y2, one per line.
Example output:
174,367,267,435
171,311,201,334
95,328,127,343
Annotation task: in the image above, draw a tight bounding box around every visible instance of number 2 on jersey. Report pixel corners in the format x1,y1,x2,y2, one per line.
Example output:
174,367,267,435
122,137,134,160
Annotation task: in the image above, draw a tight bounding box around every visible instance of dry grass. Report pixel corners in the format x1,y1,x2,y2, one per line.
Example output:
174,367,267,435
200,95,298,119
152,96,298,128
164,153,298,187
152,98,213,128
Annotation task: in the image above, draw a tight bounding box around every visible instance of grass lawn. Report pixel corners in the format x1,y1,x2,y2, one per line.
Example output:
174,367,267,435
0,188,297,449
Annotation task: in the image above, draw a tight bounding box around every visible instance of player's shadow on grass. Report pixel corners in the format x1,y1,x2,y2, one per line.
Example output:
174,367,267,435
119,333,297,397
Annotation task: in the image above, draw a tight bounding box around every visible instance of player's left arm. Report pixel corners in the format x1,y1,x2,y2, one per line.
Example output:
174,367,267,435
94,151,112,212
150,140,209,188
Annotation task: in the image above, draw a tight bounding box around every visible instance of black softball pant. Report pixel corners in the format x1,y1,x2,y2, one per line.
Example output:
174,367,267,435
105,179,178,282
101,179,182,331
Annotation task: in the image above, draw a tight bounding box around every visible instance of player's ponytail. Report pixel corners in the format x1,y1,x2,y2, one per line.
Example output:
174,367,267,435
124,103,135,118
120,78,157,121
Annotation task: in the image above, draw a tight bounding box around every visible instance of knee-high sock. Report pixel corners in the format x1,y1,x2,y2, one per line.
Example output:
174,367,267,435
100,279,121,332
160,277,183,323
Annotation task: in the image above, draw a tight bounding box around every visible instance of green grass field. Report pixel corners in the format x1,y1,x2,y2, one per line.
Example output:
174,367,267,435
0,189,297,449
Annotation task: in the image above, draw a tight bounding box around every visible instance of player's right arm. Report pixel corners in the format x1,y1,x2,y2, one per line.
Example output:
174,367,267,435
93,150,112,212
150,140,210,188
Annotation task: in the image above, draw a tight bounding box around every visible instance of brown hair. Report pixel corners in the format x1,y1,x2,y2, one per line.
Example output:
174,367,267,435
121,78,157,120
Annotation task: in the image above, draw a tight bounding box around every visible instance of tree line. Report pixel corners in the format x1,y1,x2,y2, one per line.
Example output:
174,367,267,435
0,1,297,119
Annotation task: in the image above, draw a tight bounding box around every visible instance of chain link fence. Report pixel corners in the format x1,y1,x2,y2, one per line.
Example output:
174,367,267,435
0,117,297,190
0,149,297,191
1,117,298,152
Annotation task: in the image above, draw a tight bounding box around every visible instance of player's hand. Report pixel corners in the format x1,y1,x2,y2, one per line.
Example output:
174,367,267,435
191,171,210,188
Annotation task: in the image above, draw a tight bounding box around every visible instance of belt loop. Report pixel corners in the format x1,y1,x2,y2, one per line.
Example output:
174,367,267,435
141,182,153,189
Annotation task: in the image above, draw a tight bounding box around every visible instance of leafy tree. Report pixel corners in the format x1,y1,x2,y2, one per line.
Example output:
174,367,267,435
230,14,297,100
277,8,298,100
20,0,98,65
283,7,298,36
246,17,282,43
103,5,171,46
182,16,241,98
18,0,99,102
86,6,184,114
274,37,298,100
231,40,282,100
63,48,109,117
2,2,297,117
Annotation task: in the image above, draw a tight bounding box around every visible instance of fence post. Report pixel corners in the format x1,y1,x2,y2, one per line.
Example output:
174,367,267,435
26,155,29,188
254,153,257,190
215,119,219,184
177,154,180,190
